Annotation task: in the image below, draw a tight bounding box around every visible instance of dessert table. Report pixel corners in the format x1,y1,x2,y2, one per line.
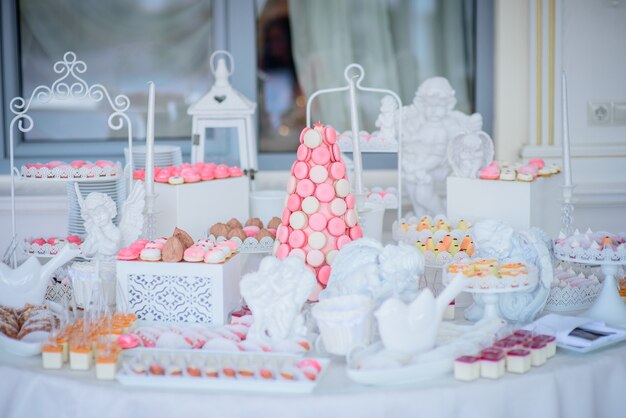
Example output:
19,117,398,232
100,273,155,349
1,342,625,418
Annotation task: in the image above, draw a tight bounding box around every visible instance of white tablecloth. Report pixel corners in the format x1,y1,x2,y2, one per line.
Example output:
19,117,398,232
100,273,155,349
1,342,626,418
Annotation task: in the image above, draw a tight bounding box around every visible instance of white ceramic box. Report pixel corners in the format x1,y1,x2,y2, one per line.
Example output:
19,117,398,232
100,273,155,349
116,254,242,325
446,176,561,235
154,177,250,239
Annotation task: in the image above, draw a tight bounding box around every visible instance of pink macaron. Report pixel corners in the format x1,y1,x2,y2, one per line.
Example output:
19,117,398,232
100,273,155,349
315,183,335,203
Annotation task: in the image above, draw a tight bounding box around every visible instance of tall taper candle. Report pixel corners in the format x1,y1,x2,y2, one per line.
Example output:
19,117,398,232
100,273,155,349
561,72,572,187
145,81,155,196
348,75,364,197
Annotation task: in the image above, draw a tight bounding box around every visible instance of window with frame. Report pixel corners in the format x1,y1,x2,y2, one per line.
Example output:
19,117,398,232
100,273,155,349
1,0,492,170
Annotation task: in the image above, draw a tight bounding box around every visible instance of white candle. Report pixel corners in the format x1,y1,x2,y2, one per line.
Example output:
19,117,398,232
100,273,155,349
145,81,155,196
561,72,572,187
348,75,364,197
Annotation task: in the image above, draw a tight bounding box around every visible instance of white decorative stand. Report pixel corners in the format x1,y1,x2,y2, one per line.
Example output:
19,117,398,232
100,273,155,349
444,265,539,322
306,64,403,222
6,51,135,267
447,176,562,237
553,245,626,326
153,176,250,240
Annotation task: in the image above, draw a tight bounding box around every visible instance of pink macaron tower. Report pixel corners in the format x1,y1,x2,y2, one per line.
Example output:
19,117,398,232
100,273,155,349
273,123,363,302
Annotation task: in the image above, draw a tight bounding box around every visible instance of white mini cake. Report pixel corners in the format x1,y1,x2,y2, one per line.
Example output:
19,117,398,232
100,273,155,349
95,359,117,380
443,302,455,320
524,341,547,366
42,345,63,369
69,346,92,370
506,349,531,373
535,335,556,358
454,355,480,381
480,349,506,379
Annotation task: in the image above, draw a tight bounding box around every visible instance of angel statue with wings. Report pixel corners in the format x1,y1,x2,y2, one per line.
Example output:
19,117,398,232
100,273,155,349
75,181,145,260
399,77,484,216
447,131,494,179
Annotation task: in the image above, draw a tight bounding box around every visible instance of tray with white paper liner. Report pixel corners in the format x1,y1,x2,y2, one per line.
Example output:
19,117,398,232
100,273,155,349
116,348,330,393
19,161,123,182
207,234,274,254
117,318,314,356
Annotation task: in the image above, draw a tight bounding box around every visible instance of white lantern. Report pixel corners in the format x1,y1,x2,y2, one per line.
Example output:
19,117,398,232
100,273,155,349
188,50,257,180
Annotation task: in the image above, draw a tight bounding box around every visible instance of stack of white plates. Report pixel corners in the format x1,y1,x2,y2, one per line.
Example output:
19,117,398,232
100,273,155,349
66,178,127,237
124,145,183,169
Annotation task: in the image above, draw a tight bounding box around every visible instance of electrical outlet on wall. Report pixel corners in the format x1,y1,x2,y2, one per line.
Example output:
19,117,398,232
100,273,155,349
613,102,626,125
588,102,612,125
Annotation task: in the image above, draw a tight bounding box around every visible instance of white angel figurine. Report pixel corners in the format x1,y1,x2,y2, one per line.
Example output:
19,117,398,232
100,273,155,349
399,77,484,216
76,181,145,259
447,131,494,178
374,95,398,142
240,256,315,343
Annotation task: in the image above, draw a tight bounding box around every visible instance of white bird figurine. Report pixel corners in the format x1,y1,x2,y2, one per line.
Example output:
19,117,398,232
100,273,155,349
0,245,80,308
375,274,470,355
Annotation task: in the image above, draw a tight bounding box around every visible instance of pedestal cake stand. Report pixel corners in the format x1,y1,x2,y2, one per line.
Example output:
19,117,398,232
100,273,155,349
553,244,626,326
444,265,539,322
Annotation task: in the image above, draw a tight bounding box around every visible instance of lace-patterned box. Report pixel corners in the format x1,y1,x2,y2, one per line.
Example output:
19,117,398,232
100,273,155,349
116,253,242,325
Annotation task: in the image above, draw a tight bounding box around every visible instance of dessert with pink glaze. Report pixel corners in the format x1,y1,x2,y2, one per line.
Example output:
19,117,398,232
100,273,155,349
479,162,500,180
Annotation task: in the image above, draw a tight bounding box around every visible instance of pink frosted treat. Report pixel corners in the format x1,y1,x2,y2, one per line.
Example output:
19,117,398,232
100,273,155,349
273,123,361,301
117,247,139,261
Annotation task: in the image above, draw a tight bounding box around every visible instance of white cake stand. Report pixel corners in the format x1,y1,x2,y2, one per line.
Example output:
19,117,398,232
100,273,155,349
444,265,538,322
553,244,626,326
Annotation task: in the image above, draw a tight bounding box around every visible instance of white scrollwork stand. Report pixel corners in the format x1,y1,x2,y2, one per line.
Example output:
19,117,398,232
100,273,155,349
444,265,539,322
553,245,626,326
305,64,403,222
6,51,135,267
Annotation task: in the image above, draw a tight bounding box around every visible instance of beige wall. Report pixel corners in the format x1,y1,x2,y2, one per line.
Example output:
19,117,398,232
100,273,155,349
493,0,529,162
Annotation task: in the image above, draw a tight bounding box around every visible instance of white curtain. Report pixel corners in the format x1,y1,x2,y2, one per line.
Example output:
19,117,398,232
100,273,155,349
288,0,475,130
288,0,400,131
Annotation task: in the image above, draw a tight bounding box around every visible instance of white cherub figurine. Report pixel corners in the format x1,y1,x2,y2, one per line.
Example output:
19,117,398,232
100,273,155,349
400,77,483,216
447,131,494,178
240,256,315,343
375,95,398,142
76,181,145,259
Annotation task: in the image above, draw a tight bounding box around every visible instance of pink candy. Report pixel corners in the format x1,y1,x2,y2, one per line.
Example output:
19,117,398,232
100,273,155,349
138,162,244,184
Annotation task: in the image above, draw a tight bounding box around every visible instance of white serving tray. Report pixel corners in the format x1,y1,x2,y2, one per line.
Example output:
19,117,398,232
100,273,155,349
346,343,453,386
116,352,329,394
19,162,123,182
